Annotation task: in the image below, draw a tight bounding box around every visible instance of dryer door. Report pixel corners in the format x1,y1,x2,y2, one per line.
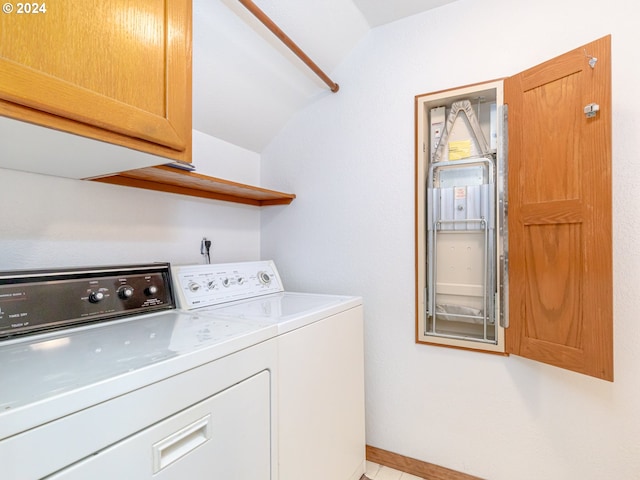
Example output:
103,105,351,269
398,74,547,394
48,371,271,479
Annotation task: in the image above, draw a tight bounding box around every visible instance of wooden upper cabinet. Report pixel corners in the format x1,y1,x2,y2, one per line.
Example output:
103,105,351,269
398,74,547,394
504,36,613,381
0,0,192,163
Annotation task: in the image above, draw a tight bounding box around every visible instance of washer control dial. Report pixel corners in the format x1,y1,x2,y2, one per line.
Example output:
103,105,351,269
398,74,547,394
258,271,271,285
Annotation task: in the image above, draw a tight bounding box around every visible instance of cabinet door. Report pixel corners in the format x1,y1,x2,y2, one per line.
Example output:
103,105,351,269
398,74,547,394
505,36,613,380
0,0,192,163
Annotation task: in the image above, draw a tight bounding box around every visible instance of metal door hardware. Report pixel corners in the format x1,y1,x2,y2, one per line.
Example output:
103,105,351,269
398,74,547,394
584,103,600,118
584,49,598,68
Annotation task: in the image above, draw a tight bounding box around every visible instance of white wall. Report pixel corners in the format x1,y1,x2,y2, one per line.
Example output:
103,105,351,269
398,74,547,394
192,0,369,152
261,0,640,478
0,130,262,270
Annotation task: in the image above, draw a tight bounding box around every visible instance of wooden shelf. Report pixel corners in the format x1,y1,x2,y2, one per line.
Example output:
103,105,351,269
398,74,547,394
92,165,296,206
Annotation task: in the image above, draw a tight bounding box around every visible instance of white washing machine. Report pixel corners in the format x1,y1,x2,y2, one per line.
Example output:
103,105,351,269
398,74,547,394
173,260,366,480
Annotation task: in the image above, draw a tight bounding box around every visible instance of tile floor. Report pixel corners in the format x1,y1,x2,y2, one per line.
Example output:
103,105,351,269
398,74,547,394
365,461,426,480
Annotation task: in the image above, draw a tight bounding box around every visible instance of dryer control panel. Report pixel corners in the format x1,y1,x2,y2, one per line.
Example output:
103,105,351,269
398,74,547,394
173,261,284,310
0,263,175,339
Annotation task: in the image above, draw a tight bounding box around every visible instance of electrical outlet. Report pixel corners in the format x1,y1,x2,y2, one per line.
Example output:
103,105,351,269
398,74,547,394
200,237,212,263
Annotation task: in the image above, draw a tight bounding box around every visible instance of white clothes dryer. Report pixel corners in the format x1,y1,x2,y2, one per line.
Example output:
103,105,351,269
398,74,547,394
0,263,278,480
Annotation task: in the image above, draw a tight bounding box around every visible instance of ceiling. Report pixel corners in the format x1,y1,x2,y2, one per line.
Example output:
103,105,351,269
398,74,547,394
352,0,459,26
192,0,459,154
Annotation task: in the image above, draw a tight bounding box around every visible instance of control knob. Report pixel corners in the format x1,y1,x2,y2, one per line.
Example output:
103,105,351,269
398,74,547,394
118,285,134,300
258,271,271,285
145,285,159,296
88,291,105,303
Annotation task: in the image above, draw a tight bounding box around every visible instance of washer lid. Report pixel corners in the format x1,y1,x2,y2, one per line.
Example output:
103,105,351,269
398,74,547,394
194,292,362,334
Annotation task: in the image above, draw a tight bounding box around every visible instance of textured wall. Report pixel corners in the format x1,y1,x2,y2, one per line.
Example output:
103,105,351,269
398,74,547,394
261,0,640,478
0,131,262,270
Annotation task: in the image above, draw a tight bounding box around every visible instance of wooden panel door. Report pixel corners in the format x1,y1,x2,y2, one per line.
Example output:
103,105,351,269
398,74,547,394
0,0,192,163
505,36,613,380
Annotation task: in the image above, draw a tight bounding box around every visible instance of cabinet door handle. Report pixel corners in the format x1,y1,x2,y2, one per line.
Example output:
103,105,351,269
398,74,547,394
152,414,212,473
